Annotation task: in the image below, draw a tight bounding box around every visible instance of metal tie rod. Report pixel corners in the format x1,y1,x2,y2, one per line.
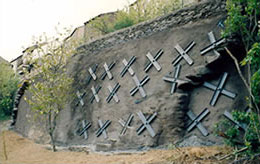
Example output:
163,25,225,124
120,113,134,135
136,111,157,137
187,108,210,136
144,49,163,72
101,61,116,80
172,41,195,66
120,56,136,77
96,120,111,138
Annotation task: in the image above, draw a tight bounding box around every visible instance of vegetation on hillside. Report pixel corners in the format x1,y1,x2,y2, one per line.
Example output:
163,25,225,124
0,62,19,121
90,0,182,34
215,0,260,158
24,28,82,151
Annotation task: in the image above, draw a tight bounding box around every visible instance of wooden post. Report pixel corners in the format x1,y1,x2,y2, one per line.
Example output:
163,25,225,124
2,131,8,160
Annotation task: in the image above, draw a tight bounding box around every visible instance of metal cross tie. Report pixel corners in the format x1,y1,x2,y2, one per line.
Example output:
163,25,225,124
119,113,134,135
172,41,195,66
223,110,247,131
136,111,157,137
90,85,102,103
96,120,111,139
106,83,120,103
130,75,150,98
77,120,91,140
76,90,86,106
187,108,210,136
101,61,116,80
217,19,225,29
203,72,237,106
144,49,163,72
120,56,136,77
86,64,98,84
163,65,188,94
200,31,226,56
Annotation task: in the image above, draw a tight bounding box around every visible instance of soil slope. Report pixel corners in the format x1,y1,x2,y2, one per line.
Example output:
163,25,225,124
0,131,233,164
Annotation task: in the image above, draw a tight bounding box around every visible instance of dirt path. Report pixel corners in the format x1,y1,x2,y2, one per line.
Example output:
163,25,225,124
0,131,233,164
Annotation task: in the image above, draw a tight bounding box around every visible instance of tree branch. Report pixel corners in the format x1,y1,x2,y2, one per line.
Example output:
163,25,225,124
225,47,260,129
224,47,250,91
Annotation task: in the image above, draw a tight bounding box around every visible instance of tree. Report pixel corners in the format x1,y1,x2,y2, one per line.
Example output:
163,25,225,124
215,0,260,157
24,29,80,151
223,0,260,108
0,61,19,120
90,15,115,34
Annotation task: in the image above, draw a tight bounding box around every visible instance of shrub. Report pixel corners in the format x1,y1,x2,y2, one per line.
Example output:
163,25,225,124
90,0,181,33
215,111,260,156
89,15,114,34
0,62,19,120
114,11,135,30
218,0,260,157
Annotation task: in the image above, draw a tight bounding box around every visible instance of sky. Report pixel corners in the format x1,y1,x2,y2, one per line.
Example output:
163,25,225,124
0,0,136,62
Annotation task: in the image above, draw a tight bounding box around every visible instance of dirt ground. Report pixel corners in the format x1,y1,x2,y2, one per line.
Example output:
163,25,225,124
0,130,233,164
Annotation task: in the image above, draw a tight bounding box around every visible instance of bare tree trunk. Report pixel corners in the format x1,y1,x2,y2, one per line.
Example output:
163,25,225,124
48,113,56,152
49,132,56,152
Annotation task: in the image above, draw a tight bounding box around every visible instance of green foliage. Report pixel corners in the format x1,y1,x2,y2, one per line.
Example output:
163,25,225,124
241,42,260,106
244,42,260,104
0,62,19,119
217,0,260,158
24,28,80,151
90,0,181,33
241,42,260,69
223,0,260,106
251,70,260,104
114,11,135,31
89,15,115,34
127,0,181,23
215,111,260,156
223,0,260,49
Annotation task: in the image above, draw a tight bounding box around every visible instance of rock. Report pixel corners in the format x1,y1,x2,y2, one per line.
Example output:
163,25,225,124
186,65,212,83
176,135,215,147
205,54,221,65
95,143,113,152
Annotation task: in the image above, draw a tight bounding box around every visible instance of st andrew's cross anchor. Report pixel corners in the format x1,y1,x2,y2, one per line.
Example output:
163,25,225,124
200,31,226,56
187,108,210,136
163,65,188,94
96,120,111,139
120,56,136,77
172,41,196,66
77,120,91,140
223,110,247,131
136,111,157,137
203,72,237,106
86,64,98,84
119,113,134,135
130,75,150,98
76,90,86,106
144,49,163,72
90,85,102,103
106,83,120,103
101,61,116,80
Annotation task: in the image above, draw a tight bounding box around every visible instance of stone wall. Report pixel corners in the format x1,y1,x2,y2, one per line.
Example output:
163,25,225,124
77,0,226,55
69,0,199,44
